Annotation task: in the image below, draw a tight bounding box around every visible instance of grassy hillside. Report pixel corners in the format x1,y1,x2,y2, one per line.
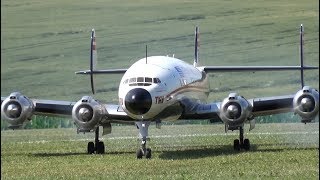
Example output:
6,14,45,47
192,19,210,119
1,0,319,103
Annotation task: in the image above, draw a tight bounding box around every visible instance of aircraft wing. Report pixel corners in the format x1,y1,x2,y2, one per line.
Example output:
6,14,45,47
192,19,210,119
0,93,133,129
251,95,294,116
32,99,75,117
32,99,133,121
180,95,292,119
180,86,318,126
0,94,296,119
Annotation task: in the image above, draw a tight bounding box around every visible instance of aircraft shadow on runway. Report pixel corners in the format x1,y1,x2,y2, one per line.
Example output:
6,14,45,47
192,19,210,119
157,144,318,160
29,143,317,159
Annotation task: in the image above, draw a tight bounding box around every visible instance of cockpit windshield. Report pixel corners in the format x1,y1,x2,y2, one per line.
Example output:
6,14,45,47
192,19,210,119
123,77,162,86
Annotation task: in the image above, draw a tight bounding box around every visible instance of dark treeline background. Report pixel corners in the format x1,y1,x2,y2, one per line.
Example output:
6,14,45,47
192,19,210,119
1,113,311,130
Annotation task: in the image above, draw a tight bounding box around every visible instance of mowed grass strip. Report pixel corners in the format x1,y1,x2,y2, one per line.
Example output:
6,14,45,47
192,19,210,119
1,123,319,179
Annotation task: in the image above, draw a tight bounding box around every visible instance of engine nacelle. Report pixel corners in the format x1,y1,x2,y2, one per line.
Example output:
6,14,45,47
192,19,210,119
1,92,34,129
293,86,319,123
72,96,105,132
219,93,253,130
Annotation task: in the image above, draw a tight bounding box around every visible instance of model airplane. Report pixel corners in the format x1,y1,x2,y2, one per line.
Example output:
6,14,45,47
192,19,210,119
1,25,319,159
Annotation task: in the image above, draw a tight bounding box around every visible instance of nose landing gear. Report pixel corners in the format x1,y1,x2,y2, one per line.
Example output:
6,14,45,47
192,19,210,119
135,121,152,159
136,138,152,159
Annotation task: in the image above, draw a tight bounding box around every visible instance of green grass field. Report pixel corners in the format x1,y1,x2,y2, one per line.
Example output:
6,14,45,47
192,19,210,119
1,0,319,102
1,123,319,179
1,0,319,179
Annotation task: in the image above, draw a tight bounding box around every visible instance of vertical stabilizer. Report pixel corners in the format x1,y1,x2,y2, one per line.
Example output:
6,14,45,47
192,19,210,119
90,29,97,94
91,29,98,70
194,26,199,67
145,45,148,64
299,24,304,88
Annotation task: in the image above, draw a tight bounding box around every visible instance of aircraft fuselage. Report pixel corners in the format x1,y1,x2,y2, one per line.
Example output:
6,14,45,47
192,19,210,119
118,56,209,121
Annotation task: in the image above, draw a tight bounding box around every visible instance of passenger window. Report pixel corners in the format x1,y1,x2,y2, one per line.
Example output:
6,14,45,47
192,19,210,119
123,79,129,84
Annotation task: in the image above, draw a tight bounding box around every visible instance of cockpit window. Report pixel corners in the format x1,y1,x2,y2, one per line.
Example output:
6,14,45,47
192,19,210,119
153,78,161,83
129,77,136,83
137,77,144,82
124,77,161,86
145,77,152,83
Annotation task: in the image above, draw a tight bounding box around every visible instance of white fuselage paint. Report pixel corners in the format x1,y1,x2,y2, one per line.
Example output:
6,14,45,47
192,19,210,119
118,56,209,121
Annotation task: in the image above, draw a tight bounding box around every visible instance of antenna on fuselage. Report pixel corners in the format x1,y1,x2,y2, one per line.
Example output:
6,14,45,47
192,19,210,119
145,45,148,64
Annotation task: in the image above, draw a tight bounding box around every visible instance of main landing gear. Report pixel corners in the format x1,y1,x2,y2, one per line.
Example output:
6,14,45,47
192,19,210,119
87,127,105,154
135,121,152,159
233,126,250,151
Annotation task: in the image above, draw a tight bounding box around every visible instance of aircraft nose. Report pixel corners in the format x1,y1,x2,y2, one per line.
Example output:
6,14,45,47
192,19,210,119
125,88,152,115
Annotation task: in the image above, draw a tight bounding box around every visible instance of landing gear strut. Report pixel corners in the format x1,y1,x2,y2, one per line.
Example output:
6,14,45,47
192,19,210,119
87,127,105,154
233,126,250,151
136,121,152,159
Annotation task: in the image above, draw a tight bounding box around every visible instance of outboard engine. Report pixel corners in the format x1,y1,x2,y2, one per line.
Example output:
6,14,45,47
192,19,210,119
293,86,319,123
1,92,34,129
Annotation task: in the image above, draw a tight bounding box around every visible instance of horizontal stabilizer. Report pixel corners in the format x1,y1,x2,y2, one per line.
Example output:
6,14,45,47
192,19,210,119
199,66,318,73
75,69,127,75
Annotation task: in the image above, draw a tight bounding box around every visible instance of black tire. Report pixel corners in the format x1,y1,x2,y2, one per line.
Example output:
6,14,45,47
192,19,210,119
136,149,143,159
87,142,95,154
145,148,152,159
97,141,105,154
243,139,250,151
233,139,240,151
